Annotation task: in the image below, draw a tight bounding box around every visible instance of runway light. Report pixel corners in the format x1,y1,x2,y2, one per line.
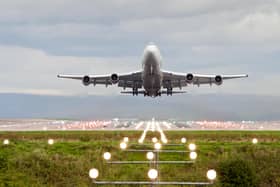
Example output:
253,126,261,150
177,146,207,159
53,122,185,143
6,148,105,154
123,137,129,143
181,137,187,143
120,142,127,150
148,169,158,180
207,169,217,181
162,138,168,144
188,143,196,151
3,139,9,145
48,139,54,145
252,138,258,144
146,152,154,160
152,137,158,143
103,152,111,160
89,168,99,179
189,151,197,160
154,142,161,150
138,139,143,144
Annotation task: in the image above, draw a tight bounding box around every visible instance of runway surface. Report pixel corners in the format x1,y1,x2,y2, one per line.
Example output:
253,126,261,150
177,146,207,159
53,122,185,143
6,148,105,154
0,119,280,131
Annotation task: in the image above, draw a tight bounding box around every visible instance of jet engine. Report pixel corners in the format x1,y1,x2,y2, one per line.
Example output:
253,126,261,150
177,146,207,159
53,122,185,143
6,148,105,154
82,75,91,86
186,73,194,83
214,75,223,85
111,73,119,84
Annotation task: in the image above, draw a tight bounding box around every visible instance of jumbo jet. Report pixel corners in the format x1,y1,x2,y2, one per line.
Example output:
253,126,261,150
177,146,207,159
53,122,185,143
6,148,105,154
58,43,248,97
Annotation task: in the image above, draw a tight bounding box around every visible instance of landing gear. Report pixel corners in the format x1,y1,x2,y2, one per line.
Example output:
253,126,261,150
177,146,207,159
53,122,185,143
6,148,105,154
167,88,172,96
132,88,138,96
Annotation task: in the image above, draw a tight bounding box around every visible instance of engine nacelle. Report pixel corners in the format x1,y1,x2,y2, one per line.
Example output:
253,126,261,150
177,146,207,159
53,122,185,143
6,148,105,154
186,73,194,83
214,75,223,85
110,73,119,84
82,75,91,86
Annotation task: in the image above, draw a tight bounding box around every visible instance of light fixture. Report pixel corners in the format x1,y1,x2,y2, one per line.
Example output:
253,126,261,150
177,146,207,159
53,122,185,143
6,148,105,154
120,142,127,150
252,138,258,144
3,139,9,145
152,137,158,143
103,152,111,160
48,139,54,145
162,138,168,144
146,152,154,160
154,142,161,150
89,168,99,179
189,151,197,160
181,137,187,143
123,137,129,143
148,169,158,180
188,143,196,151
207,169,217,181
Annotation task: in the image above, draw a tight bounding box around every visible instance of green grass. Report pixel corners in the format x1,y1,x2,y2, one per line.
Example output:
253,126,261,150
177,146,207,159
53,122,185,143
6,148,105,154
0,131,280,187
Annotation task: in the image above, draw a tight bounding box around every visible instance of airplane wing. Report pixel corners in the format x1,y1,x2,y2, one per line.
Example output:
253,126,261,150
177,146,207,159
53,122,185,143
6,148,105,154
162,70,248,89
57,71,143,89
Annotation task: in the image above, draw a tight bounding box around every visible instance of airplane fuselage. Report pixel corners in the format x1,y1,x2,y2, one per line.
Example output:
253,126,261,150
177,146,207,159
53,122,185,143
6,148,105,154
142,44,163,97
57,43,248,97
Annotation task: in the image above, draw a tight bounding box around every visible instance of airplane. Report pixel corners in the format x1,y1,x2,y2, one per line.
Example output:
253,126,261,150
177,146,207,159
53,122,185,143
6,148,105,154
57,43,248,97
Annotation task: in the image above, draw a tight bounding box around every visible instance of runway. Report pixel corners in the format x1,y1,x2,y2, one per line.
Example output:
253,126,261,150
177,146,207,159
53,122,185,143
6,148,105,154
0,119,280,131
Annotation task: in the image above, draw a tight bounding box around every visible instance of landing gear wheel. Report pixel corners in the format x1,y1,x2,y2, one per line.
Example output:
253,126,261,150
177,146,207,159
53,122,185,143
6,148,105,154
167,88,172,96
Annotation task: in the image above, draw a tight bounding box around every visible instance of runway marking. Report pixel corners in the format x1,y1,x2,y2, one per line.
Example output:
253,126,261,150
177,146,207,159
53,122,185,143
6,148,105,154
138,119,168,144
135,122,144,130
138,121,151,143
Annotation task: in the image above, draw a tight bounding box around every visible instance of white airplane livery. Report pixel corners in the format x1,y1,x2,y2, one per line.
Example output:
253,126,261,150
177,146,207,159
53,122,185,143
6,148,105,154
58,43,248,97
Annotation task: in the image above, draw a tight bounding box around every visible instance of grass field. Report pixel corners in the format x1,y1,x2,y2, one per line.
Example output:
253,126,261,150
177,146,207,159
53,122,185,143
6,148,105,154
0,131,280,187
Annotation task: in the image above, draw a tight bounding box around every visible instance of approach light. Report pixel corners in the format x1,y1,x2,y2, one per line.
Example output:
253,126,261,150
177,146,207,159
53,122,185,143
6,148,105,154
48,139,54,145
138,139,143,144
189,151,197,160
207,169,217,181
181,137,187,143
146,152,154,160
148,169,158,180
120,142,127,150
103,152,111,160
162,138,168,144
123,137,129,143
188,143,196,151
3,139,9,145
252,138,258,144
154,142,161,150
89,168,99,179
152,137,158,143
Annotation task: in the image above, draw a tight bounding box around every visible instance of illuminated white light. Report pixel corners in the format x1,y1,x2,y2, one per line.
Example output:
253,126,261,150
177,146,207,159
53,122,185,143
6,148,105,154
188,143,196,151
148,169,158,180
190,151,197,160
162,138,168,144
154,143,161,150
89,168,99,179
120,142,127,150
103,152,111,160
48,139,54,145
207,169,217,180
252,138,258,144
123,137,129,143
152,137,158,143
3,139,9,145
43,126,47,131
181,137,187,144
146,152,154,160
138,139,143,144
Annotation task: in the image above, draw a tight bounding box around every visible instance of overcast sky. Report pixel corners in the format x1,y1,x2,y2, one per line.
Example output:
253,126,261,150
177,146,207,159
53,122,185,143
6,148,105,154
0,0,280,96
